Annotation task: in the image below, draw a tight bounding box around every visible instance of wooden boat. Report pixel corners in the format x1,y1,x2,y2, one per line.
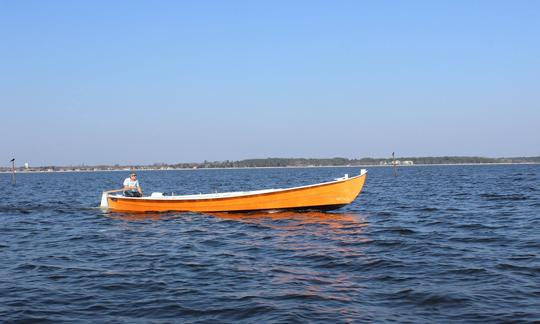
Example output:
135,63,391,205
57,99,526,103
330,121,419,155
100,169,367,213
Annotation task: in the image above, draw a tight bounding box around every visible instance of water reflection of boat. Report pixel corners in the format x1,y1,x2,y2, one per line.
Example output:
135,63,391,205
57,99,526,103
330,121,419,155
100,170,367,213
104,212,175,222
209,210,360,222
207,211,368,229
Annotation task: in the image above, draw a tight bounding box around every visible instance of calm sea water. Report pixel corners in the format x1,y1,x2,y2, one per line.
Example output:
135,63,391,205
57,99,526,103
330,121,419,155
1,165,539,323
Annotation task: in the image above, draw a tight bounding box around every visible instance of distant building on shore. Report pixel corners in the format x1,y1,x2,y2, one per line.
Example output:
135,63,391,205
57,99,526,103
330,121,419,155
380,160,414,166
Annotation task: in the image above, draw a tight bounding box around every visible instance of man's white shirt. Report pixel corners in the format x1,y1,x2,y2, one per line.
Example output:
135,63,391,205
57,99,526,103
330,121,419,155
123,178,139,188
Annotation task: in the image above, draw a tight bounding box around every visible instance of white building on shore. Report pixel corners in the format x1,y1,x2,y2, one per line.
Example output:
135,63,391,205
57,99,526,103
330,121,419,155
380,160,414,166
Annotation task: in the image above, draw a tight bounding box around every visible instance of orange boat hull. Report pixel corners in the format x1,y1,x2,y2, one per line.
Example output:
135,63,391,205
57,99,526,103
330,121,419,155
105,171,366,213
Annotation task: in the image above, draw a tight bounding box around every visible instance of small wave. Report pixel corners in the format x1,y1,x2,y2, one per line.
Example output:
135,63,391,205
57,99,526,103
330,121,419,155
296,253,344,266
455,223,497,230
373,227,417,235
196,304,278,321
277,292,348,303
376,211,395,216
14,263,39,271
54,208,73,214
448,236,501,243
0,204,85,215
496,263,540,274
417,207,439,212
200,239,223,247
0,207,32,214
480,193,529,201
516,241,540,249
507,254,536,261
392,227,416,235
391,288,470,306
397,205,413,209
5,316,56,323
372,274,413,282
354,258,405,271
420,293,470,306
82,304,110,312
369,239,404,247
445,267,488,275
48,274,68,280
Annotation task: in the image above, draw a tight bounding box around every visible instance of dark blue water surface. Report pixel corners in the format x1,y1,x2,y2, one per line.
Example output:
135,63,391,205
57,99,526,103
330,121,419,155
1,165,539,323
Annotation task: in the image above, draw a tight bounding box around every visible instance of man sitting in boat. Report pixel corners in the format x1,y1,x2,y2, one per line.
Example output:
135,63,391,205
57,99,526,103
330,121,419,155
123,172,143,197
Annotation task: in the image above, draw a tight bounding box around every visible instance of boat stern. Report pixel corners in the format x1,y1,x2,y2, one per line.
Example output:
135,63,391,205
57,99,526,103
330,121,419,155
100,192,109,209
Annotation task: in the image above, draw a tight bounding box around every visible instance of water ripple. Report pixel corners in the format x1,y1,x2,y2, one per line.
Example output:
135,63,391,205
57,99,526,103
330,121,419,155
1,165,539,322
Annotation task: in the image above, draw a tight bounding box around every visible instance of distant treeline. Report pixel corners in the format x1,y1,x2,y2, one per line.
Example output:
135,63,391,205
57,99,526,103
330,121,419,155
176,156,540,168
2,156,539,172
401,156,540,164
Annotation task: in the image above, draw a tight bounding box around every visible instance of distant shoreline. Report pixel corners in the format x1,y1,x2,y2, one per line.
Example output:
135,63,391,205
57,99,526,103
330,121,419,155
2,156,539,173
1,162,539,174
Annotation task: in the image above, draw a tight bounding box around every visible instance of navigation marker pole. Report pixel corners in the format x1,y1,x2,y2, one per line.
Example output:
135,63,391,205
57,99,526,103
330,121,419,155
10,158,16,185
392,152,397,177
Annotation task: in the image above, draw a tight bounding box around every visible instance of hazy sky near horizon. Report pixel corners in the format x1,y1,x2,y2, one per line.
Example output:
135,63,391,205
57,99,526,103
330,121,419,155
1,1,539,166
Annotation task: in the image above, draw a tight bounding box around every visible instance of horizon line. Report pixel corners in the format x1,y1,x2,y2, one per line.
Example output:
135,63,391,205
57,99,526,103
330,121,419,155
4,155,540,168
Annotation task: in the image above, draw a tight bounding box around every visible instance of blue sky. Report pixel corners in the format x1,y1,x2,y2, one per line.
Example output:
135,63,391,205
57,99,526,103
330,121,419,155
1,1,539,166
